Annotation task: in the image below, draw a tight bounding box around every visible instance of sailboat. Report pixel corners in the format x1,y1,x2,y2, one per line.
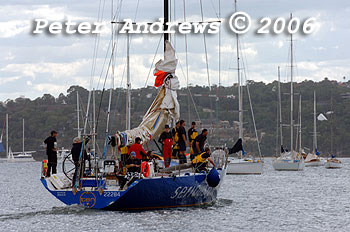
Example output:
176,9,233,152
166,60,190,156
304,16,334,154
226,0,263,175
305,91,324,167
325,95,342,169
8,118,36,162
40,0,227,210
272,14,304,171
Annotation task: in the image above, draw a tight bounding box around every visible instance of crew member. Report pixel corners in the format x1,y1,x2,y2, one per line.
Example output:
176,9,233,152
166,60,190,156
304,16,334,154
125,151,141,173
143,151,155,162
44,130,58,177
172,121,180,159
158,125,173,168
178,120,188,164
191,147,216,172
128,137,146,160
188,122,198,161
71,137,90,184
192,129,208,157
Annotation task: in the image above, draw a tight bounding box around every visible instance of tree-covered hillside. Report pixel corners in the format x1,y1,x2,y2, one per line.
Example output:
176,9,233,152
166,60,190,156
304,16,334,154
1,78,350,159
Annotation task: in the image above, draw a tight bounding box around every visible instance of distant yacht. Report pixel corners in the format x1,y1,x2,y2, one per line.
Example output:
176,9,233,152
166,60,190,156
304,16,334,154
7,147,35,162
2,115,36,162
305,91,324,167
272,14,304,171
226,0,263,175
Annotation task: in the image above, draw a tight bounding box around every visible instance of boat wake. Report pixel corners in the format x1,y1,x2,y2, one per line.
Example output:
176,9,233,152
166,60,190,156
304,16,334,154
0,205,91,221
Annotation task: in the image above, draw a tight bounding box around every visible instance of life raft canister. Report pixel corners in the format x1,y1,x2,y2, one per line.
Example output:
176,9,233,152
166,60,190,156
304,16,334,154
206,167,220,187
141,161,150,178
42,160,48,177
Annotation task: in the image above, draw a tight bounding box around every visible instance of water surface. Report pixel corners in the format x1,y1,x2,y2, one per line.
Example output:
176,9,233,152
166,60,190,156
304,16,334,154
0,158,349,231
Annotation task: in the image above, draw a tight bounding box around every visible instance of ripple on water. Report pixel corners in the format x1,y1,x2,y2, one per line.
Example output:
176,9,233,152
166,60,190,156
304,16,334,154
0,159,350,232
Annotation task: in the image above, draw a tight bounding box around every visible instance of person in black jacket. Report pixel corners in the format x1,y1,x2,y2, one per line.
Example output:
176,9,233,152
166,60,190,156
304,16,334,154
44,131,58,177
71,137,90,184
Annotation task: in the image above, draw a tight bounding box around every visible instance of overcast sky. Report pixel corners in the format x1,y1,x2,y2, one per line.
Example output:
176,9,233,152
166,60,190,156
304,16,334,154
0,0,349,101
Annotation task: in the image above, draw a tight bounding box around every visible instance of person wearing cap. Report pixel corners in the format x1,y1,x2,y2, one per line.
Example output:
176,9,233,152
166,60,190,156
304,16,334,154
128,137,146,160
71,136,90,184
188,122,198,161
44,130,58,177
125,151,141,173
158,125,173,168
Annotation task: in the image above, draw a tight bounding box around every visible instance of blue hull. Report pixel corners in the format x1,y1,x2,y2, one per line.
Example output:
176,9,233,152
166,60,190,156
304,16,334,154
41,170,225,210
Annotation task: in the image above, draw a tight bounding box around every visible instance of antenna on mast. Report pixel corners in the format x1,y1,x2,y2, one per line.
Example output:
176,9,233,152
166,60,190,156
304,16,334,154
164,0,169,52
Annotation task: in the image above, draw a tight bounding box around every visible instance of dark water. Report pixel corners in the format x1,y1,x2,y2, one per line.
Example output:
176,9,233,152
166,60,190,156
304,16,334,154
0,159,349,232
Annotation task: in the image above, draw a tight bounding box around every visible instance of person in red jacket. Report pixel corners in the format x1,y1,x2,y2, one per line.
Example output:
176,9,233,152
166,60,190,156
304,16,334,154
128,137,147,160
158,125,173,168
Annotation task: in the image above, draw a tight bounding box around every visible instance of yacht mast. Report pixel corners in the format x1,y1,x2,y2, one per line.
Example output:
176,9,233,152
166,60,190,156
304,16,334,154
299,95,302,152
22,118,24,154
6,114,8,158
126,32,131,130
278,66,283,152
235,0,243,140
330,94,334,154
290,13,294,153
313,91,317,152
76,91,81,138
164,0,169,48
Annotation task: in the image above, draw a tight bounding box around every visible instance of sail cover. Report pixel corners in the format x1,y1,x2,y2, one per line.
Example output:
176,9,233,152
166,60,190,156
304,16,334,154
116,41,180,146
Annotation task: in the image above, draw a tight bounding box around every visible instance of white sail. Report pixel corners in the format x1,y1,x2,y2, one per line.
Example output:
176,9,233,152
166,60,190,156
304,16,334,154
116,41,180,146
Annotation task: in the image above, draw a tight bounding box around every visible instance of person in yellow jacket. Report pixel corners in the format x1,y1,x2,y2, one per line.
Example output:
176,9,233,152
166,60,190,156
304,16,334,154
171,121,180,159
191,148,216,172
188,121,198,161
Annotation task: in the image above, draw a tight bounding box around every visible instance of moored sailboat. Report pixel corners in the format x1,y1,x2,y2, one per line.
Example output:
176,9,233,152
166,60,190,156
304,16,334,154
226,0,263,175
305,91,324,167
272,14,304,171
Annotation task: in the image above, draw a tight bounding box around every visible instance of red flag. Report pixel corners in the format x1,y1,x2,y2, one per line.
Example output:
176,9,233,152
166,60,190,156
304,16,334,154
154,70,168,87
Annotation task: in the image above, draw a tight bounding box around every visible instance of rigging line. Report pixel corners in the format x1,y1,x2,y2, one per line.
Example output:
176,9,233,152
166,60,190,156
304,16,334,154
218,0,221,86
183,0,190,123
175,52,201,122
239,39,262,157
144,35,163,88
200,0,214,123
90,0,106,88
95,43,117,133
199,0,211,89
112,0,124,22
96,38,113,90
97,0,124,90
209,0,220,19
106,0,116,135
133,0,140,22
84,0,105,134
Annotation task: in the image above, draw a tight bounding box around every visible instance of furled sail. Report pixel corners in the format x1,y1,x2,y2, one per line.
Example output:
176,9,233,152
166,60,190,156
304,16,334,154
116,41,180,146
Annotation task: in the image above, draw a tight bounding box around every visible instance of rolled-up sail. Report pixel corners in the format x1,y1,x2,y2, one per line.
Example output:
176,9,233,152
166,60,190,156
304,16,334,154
116,41,180,146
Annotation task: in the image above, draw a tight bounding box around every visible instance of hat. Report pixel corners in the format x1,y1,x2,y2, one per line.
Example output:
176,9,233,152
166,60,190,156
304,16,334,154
165,125,170,129
73,137,81,143
130,151,136,157
51,130,58,135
